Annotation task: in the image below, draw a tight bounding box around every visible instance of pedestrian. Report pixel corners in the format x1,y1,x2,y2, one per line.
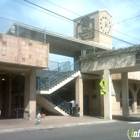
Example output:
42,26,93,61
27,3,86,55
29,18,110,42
70,100,76,116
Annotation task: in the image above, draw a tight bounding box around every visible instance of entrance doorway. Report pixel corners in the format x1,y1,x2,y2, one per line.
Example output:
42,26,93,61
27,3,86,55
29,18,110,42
84,95,89,115
0,74,25,119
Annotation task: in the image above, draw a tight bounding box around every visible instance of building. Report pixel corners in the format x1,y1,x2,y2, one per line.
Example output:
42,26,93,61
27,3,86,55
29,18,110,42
0,10,140,120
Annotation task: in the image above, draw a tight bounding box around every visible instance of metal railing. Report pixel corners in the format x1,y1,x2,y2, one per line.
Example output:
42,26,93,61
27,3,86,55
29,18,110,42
45,94,70,115
16,108,30,118
37,61,70,83
36,60,81,91
49,61,70,71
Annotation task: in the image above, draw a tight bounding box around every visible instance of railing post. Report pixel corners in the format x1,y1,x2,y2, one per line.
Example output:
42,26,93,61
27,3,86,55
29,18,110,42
48,78,50,89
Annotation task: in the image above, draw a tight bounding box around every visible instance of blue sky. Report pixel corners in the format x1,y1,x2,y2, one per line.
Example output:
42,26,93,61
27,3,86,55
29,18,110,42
0,0,140,63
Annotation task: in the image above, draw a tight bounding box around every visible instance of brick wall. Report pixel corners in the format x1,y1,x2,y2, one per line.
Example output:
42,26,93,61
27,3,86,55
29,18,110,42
0,34,49,68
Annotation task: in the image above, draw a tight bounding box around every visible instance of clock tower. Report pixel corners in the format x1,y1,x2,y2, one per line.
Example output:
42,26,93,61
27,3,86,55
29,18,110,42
73,10,112,49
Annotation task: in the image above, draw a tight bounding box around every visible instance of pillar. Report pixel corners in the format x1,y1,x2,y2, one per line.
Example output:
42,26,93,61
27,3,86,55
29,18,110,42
103,69,112,120
129,84,140,113
24,70,36,120
75,75,83,116
121,72,129,119
100,94,104,117
133,94,137,113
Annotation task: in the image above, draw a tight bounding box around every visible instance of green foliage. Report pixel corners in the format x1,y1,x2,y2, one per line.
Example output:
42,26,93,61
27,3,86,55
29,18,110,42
80,45,140,61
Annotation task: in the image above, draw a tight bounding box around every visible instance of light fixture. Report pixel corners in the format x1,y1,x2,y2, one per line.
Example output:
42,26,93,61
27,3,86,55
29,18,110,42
2,78,5,81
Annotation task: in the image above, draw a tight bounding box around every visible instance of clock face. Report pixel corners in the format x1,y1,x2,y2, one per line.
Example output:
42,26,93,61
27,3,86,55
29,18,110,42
100,16,111,34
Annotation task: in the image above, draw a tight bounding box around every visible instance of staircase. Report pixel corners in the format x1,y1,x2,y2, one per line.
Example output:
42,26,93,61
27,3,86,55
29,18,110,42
37,61,71,83
36,60,81,116
36,60,81,94
36,94,70,116
46,93,71,115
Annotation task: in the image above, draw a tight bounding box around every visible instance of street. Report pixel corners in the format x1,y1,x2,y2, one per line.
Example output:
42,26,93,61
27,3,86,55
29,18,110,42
0,121,140,140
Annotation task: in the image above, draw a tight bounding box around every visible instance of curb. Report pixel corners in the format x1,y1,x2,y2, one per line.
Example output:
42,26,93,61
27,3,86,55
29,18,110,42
0,120,117,134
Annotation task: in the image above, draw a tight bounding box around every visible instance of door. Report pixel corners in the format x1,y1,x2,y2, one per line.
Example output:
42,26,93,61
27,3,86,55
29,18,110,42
84,95,89,115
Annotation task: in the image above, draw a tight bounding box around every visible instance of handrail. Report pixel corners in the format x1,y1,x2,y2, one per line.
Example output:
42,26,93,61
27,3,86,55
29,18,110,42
45,94,70,114
37,61,70,82
37,60,81,91
48,60,80,80
16,108,30,118
49,61,70,70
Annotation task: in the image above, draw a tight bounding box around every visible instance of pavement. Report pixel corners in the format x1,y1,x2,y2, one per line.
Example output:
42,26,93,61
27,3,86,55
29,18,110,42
0,116,116,134
0,113,139,134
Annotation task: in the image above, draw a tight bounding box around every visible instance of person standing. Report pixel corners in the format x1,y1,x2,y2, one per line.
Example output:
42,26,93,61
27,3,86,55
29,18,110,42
70,100,76,116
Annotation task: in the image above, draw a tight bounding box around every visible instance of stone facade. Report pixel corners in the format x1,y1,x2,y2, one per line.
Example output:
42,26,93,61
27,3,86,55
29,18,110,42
0,34,49,68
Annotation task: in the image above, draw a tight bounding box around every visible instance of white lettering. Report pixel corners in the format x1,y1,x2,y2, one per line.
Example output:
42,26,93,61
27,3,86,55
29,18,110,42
134,131,138,137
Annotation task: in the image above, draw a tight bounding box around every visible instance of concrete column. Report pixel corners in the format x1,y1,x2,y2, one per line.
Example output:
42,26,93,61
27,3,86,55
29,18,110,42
24,70,36,120
133,94,137,113
129,85,139,113
100,95,104,117
75,75,83,116
103,69,112,120
121,72,129,119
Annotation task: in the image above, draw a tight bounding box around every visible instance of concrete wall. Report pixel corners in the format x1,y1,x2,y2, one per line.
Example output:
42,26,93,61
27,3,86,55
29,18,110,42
83,78,140,116
111,81,121,115
112,72,140,81
81,50,136,73
0,34,49,68
83,79,101,116
83,79,122,116
111,80,140,115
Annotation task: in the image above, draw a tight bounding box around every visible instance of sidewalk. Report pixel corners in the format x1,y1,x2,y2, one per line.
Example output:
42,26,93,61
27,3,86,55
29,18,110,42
1,114,139,134
0,116,116,134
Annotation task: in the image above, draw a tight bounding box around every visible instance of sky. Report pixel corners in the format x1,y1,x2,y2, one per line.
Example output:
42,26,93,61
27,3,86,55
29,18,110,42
0,0,140,64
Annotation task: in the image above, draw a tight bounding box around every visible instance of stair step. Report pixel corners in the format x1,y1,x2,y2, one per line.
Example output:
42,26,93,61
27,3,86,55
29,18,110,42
44,94,71,115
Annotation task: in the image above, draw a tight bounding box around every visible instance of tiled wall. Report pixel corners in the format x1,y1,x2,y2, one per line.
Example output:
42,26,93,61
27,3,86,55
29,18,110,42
0,34,49,68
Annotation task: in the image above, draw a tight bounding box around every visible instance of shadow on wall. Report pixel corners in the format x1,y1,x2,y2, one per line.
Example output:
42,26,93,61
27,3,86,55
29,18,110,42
81,50,136,72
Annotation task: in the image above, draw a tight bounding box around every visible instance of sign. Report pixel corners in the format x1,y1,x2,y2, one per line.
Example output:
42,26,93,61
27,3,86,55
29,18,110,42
99,79,108,89
79,30,94,40
127,128,140,140
76,17,94,40
100,78,108,95
100,89,107,95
